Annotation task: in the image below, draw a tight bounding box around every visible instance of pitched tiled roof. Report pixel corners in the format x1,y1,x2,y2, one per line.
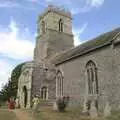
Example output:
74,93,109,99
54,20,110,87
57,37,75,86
52,28,120,65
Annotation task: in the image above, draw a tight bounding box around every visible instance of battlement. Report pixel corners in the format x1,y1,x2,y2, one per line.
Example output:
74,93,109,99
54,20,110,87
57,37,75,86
39,5,72,19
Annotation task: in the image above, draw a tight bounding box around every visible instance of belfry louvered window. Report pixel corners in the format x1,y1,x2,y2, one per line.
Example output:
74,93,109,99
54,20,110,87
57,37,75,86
59,19,63,32
42,21,46,33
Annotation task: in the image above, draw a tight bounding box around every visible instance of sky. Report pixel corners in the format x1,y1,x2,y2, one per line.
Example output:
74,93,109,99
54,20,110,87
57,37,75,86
0,0,120,90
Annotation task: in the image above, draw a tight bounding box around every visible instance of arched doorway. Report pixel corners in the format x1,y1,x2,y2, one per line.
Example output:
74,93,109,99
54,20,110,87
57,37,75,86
41,86,48,100
23,86,28,108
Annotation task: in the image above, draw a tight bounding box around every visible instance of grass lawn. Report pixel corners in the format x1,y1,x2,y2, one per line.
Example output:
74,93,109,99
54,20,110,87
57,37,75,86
34,106,103,120
105,111,120,120
24,108,43,120
24,106,120,120
0,109,17,120
33,106,120,120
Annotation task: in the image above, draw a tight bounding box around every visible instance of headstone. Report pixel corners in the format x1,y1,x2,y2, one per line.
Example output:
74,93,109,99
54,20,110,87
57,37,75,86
89,101,98,118
15,98,20,108
104,102,111,117
53,101,58,111
82,99,88,113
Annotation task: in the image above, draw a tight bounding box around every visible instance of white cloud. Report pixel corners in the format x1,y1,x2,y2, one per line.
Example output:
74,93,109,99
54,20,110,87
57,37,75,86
0,1,20,8
0,0,104,12
73,23,88,46
26,0,38,3
45,0,71,5
0,20,34,60
0,0,37,10
71,5,92,14
0,59,13,91
87,0,104,8
43,0,104,14
71,8,81,15
0,19,35,90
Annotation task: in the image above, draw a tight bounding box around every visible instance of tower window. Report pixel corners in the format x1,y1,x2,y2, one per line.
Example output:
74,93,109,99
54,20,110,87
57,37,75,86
42,21,46,33
59,19,63,32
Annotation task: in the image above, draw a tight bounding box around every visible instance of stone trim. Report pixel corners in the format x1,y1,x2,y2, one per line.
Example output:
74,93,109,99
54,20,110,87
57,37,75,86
39,5,72,20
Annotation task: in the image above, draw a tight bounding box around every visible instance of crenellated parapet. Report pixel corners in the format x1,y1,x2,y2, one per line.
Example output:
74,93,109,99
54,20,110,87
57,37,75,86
39,5,72,20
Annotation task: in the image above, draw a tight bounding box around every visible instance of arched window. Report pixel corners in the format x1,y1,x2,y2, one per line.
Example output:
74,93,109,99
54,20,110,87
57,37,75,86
41,21,46,33
86,61,98,95
56,70,63,98
41,86,48,100
59,19,63,32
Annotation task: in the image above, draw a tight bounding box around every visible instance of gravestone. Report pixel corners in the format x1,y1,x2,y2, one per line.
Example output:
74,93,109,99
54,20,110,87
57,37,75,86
53,101,58,111
89,101,98,118
82,99,88,114
104,101,111,117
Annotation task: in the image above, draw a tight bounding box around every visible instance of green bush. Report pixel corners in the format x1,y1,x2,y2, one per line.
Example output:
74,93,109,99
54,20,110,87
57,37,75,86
56,96,70,112
0,63,25,102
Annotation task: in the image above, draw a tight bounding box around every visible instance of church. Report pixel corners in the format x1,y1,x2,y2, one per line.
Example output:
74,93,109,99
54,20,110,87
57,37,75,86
17,5,120,114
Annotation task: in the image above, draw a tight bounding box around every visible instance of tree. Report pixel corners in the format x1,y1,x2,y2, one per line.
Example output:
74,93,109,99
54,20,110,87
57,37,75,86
10,63,25,97
0,63,25,102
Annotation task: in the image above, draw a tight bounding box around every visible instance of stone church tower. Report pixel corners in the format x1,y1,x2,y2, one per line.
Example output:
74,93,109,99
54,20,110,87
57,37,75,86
31,5,74,103
34,5,74,62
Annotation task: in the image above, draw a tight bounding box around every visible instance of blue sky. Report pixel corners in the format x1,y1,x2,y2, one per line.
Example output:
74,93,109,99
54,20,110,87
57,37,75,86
0,0,120,90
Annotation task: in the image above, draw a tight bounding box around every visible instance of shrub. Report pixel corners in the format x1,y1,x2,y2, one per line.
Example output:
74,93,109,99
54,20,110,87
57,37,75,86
56,96,70,112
